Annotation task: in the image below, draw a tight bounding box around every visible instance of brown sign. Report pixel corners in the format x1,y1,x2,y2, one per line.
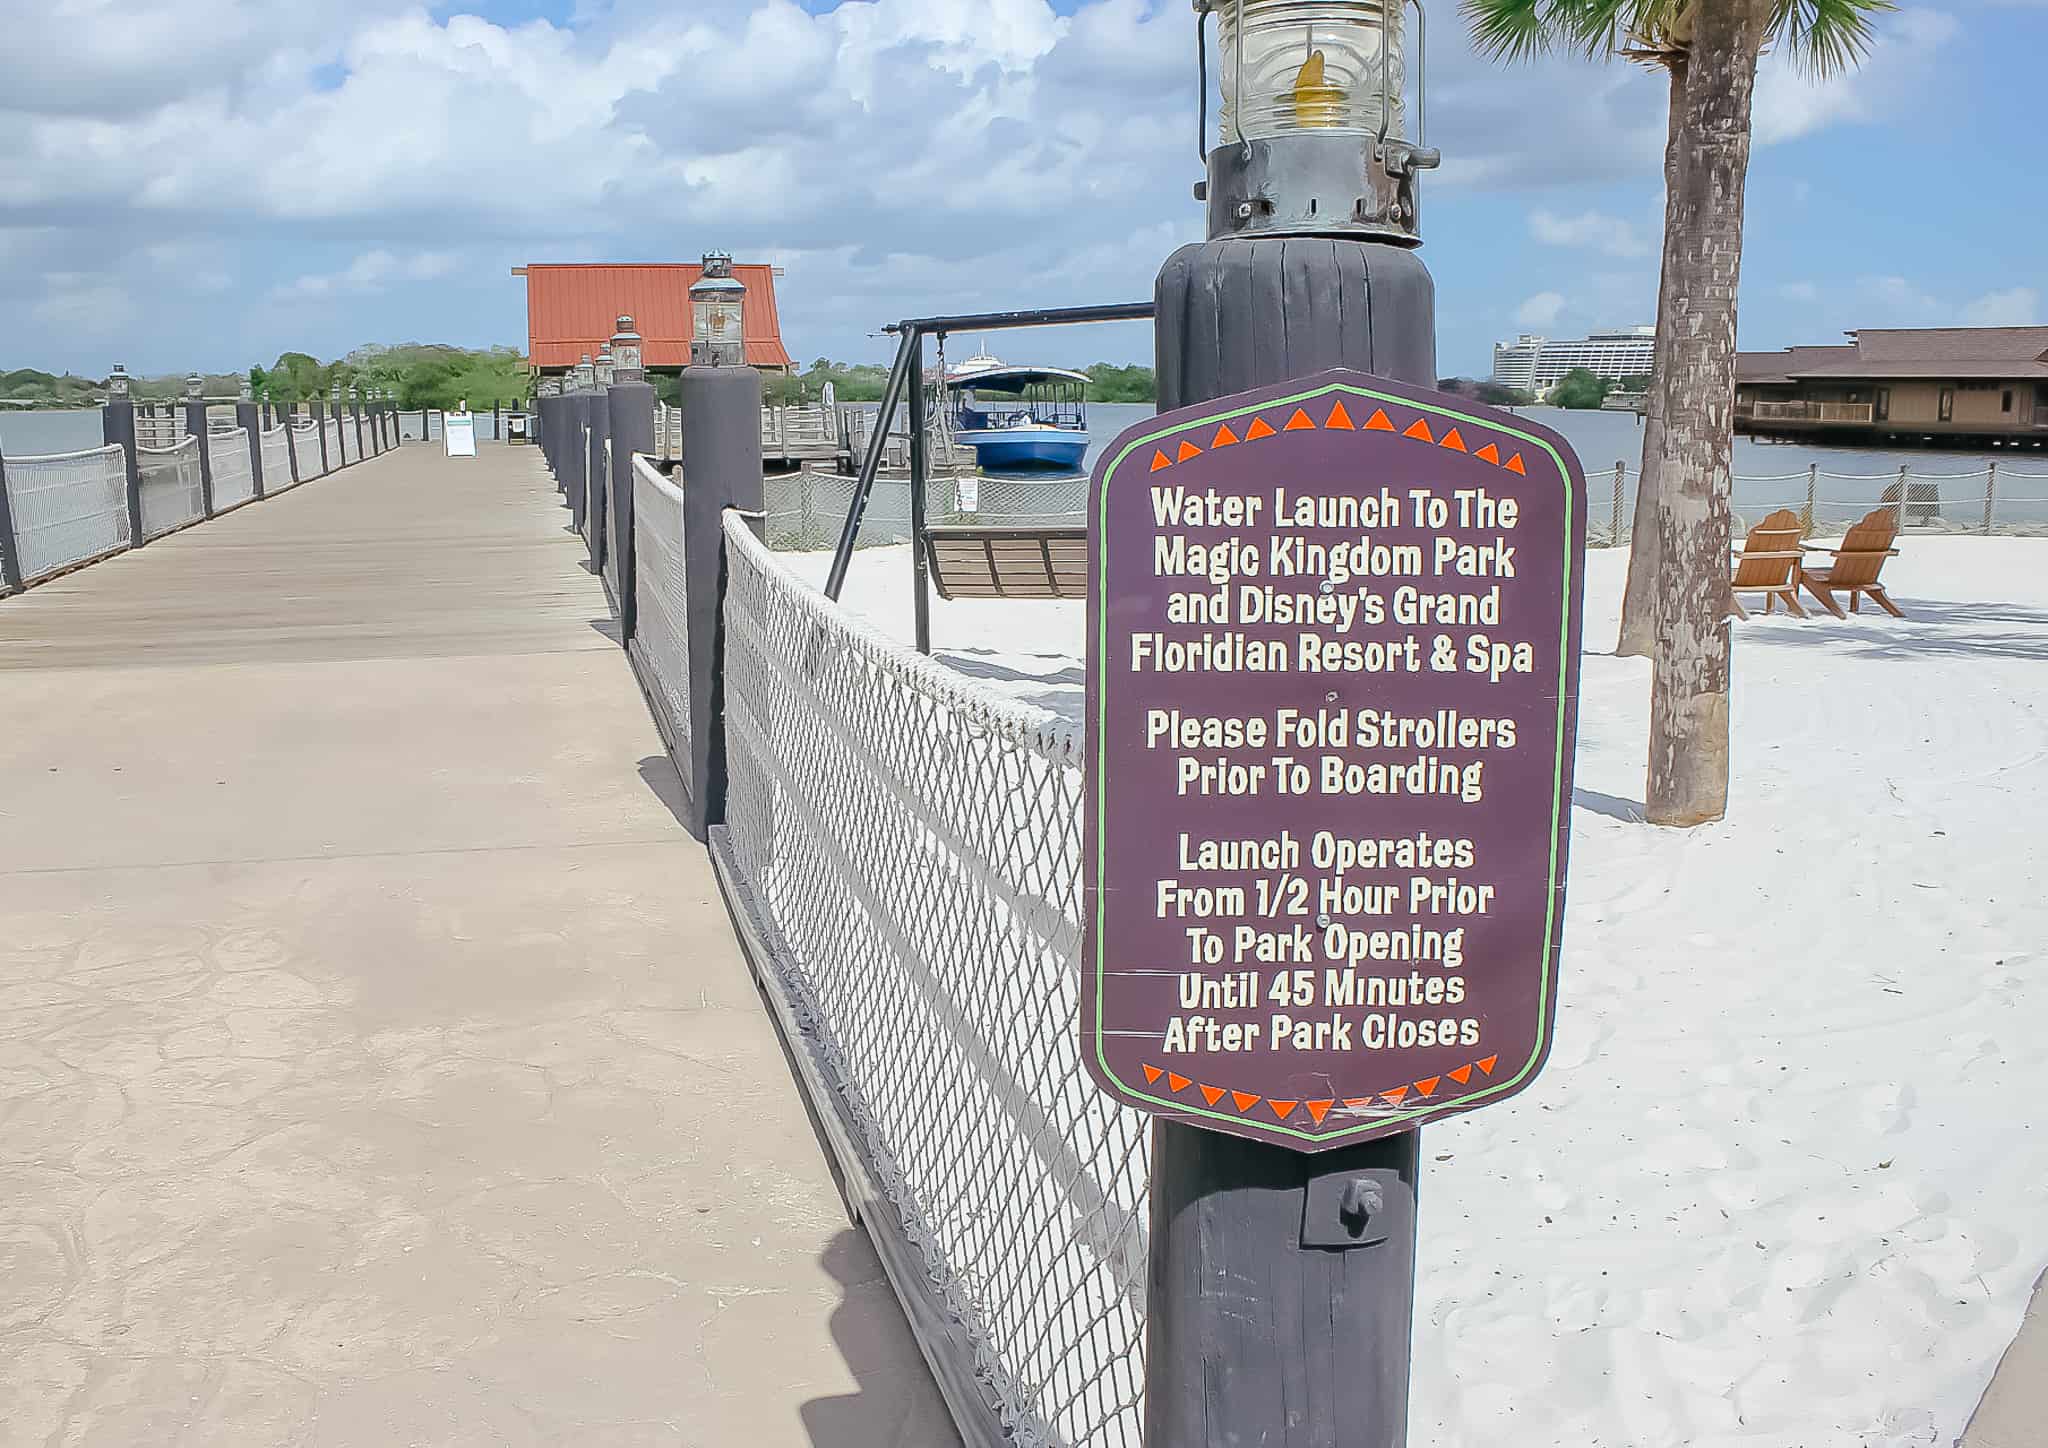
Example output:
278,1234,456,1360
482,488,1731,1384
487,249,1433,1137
1082,371,1586,1151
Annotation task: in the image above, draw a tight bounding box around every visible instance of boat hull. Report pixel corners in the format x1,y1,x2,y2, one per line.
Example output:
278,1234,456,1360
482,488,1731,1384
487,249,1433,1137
954,428,1088,470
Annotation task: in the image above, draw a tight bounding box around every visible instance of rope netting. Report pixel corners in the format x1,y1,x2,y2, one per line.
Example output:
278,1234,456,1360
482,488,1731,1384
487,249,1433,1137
601,442,621,598
137,437,203,540
288,422,323,483
260,427,292,490
629,458,691,767
209,428,255,509
2,443,130,583
720,513,1147,1448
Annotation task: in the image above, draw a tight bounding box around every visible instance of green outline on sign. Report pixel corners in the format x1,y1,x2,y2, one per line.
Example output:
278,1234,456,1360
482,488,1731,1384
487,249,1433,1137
1088,378,1579,1144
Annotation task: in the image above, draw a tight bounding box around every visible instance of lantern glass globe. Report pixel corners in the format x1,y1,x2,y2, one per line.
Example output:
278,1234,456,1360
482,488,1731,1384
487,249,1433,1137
1217,0,1405,143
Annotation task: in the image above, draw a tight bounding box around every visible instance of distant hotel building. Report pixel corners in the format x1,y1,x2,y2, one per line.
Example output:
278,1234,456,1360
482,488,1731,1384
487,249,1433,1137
1492,326,1657,395
1737,326,2048,446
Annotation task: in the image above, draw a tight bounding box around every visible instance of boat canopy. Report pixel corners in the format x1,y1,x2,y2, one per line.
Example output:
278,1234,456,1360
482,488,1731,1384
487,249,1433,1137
945,363,1092,392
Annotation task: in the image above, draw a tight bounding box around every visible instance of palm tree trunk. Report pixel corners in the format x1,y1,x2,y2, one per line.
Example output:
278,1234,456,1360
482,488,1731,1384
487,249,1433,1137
1645,0,1767,826
1615,58,1687,658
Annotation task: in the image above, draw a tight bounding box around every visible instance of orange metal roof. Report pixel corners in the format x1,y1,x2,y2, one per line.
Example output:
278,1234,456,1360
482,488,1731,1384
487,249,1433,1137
522,262,794,371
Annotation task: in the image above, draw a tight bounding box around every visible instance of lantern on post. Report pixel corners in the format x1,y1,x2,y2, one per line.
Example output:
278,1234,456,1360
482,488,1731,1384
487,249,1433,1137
689,253,746,367
184,371,205,402
238,374,253,403
595,343,615,389
611,315,644,383
108,364,131,400
538,376,561,398
1195,0,1438,243
574,353,596,392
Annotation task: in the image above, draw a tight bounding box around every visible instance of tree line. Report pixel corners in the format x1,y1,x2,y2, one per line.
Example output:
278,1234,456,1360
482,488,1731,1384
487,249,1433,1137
1,345,531,411
764,358,1161,405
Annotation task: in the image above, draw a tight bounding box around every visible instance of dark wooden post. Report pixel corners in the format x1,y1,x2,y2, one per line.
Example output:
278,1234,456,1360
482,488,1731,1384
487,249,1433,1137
352,390,366,460
184,374,215,518
103,365,143,545
585,389,610,572
312,396,330,473
0,431,23,592
283,402,300,483
608,379,654,640
677,358,762,840
237,394,264,500
608,316,651,636
565,392,589,532
1146,233,1438,1446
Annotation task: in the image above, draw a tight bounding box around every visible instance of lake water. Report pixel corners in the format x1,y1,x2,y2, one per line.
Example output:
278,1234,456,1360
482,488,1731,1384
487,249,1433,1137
0,410,106,456
16,401,2043,529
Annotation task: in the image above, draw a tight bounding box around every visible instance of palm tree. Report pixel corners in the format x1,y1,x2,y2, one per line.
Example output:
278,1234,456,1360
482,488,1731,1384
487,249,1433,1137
1462,0,1890,825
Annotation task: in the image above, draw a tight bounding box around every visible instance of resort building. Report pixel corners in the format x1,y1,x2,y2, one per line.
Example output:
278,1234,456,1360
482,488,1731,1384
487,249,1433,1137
516,261,795,380
1491,326,1657,396
1736,327,2048,447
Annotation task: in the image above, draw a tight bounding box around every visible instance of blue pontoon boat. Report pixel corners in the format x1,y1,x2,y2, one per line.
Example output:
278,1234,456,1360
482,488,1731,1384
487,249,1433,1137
944,354,1090,471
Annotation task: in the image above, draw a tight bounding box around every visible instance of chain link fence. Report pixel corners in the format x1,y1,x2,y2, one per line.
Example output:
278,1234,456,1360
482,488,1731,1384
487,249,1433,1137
628,457,691,766
1,443,130,584
210,427,255,510
721,513,1147,1448
1589,462,2048,546
765,469,1091,552
137,436,204,540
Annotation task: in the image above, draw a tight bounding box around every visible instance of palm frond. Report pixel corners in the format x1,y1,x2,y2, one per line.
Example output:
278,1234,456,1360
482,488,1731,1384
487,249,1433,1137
1460,0,1558,64
1770,0,1895,78
1462,0,1703,69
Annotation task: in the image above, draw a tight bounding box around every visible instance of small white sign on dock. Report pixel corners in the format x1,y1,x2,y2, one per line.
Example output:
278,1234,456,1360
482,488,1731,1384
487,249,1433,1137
444,412,478,458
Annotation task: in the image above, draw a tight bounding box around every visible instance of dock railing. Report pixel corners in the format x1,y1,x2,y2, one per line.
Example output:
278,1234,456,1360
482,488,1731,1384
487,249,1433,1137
0,396,398,599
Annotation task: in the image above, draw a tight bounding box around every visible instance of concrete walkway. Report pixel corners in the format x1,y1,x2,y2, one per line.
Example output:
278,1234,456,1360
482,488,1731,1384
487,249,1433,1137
0,448,956,1446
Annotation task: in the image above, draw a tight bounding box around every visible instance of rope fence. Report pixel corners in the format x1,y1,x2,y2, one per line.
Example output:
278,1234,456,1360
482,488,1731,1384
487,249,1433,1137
0,444,130,584
0,405,391,597
137,436,204,540
721,514,1147,1448
1589,461,2048,546
260,426,293,490
210,427,256,510
628,457,691,768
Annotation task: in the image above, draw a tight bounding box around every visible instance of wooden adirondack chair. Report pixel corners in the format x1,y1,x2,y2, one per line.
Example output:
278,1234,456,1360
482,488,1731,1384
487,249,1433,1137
1729,509,1811,618
1801,508,1905,617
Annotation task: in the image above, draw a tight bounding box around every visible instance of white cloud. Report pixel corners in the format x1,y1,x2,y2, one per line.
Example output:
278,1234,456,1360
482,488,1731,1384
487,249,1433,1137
0,0,1979,373
1515,292,1567,328
274,249,460,301
31,276,132,337
1752,9,1959,146
1529,209,1650,259
1778,281,1819,303
1960,287,2041,328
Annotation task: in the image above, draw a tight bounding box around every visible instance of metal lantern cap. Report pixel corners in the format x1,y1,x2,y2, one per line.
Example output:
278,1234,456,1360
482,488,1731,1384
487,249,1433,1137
1193,0,1440,245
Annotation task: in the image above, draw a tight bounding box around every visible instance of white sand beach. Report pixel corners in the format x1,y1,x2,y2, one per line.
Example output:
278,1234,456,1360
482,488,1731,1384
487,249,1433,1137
797,535,2048,1448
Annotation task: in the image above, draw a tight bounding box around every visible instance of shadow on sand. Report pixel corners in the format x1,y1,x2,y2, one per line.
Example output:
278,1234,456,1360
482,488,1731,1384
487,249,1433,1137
1743,597,2048,663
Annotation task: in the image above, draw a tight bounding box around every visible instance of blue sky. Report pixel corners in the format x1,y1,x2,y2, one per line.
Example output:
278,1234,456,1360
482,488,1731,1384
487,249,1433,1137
0,0,2038,381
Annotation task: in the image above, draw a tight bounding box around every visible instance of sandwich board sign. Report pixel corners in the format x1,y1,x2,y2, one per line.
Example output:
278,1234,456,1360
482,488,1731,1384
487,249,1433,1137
444,410,478,458
1081,371,1586,1151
